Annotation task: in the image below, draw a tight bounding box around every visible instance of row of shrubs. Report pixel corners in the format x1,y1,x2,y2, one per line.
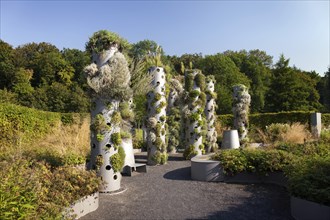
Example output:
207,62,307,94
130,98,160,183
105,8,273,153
212,132,330,206
0,104,98,219
219,111,330,129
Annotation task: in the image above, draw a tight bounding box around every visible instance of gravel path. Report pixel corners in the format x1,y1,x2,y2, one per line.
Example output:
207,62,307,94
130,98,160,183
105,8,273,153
81,153,293,220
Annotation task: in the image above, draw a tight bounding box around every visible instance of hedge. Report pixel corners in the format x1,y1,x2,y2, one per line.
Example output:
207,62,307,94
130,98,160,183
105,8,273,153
0,103,87,159
218,111,330,129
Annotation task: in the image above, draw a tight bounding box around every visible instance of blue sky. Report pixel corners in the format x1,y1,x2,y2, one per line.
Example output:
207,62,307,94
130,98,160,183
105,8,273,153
1,0,329,75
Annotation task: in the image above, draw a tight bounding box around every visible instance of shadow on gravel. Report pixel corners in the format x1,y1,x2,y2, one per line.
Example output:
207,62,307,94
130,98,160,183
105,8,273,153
191,184,293,220
163,166,192,181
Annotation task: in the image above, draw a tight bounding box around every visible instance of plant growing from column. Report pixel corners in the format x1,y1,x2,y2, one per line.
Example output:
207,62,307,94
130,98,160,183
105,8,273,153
204,75,218,152
146,67,168,165
232,84,251,144
84,30,131,192
183,69,207,159
166,78,184,153
145,46,168,165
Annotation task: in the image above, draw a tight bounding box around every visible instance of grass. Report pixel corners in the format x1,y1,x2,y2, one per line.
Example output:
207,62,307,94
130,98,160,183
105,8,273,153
250,122,311,145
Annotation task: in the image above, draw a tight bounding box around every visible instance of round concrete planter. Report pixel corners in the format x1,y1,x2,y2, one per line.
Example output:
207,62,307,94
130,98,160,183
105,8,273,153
291,196,330,220
63,192,99,219
191,155,224,182
222,130,240,149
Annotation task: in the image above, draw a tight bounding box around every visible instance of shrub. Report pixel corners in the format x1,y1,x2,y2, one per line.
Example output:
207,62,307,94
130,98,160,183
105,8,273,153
252,123,311,144
285,155,330,206
322,113,330,128
183,145,197,160
0,158,100,219
109,146,126,173
320,130,330,143
111,132,122,146
212,148,294,175
111,111,122,125
194,73,206,91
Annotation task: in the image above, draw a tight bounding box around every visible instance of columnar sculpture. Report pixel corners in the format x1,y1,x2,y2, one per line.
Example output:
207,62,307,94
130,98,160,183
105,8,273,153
232,84,251,144
183,69,207,159
166,78,184,153
84,30,132,192
204,75,218,152
146,67,168,165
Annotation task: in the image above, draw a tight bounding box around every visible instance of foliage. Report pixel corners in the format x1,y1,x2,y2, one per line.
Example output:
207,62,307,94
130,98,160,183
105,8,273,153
285,155,330,206
85,30,131,54
96,134,104,142
0,158,100,219
225,50,272,112
91,114,109,134
262,123,311,144
109,146,126,172
197,53,250,114
152,151,168,165
133,129,145,149
218,111,319,129
213,138,330,205
265,55,321,112
212,148,294,175
194,73,206,91
183,145,198,160
185,72,194,92
0,104,60,158
119,102,134,121
111,111,122,125
130,39,164,60
111,132,122,146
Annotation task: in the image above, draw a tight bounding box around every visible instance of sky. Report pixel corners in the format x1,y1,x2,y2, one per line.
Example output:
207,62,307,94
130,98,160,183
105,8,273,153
0,0,329,75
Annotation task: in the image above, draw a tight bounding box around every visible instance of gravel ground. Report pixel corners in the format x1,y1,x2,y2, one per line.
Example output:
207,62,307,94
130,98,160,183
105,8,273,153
81,153,293,220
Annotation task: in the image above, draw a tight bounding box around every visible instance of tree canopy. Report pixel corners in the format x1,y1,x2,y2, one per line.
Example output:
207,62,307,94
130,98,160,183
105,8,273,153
0,36,328,114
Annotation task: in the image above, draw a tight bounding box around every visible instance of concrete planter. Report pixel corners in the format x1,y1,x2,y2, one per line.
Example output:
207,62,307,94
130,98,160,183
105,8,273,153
191,155,224,182
291,196,330,220
222,130,240,149
64,192,99,219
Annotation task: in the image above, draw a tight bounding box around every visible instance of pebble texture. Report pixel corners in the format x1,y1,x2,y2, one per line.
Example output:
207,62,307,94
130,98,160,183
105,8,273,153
81,153,293,220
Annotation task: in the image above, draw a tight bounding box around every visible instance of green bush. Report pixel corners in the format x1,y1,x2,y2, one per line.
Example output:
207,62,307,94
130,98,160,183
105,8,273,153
249,111,312,129
0,158,99,219
212,148,293,175
322,113,330,127
111,132,122,146
109,146,126,172
183,145,197,160
285,155,330,206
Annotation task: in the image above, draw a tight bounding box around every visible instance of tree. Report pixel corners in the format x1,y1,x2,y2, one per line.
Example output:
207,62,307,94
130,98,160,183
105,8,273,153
225,50,272,113
61,48,90,89
12,68,35,107
130,39,164,59
197,53,250,114
265,55,321,112
14,42,74,87
0,40,16,89
318,67,330,111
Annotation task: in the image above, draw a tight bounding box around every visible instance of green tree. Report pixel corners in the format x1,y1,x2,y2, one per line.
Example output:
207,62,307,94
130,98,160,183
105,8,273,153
0,40,16,89
130,39,163,60
318,67,330,111
61,48,90,89
14,42,74,87
225,50,272,112
12,68,35,107
265,55,321,112
198,54,250,114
